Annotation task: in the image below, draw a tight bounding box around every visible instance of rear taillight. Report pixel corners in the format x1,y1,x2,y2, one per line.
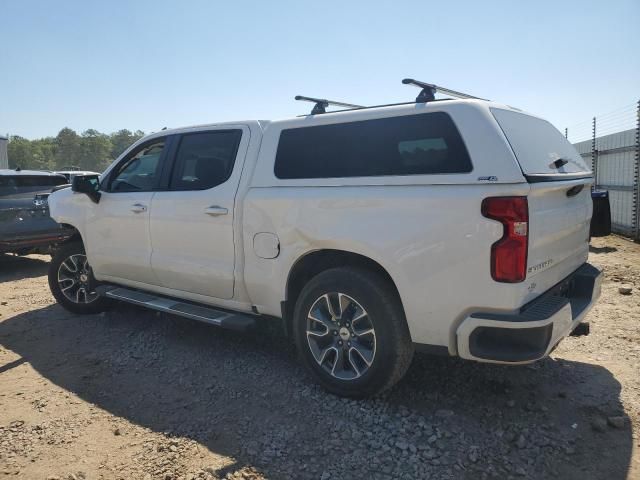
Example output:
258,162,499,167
481,196,529,283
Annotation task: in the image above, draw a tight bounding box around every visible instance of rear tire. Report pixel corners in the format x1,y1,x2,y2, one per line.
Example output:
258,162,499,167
48,242,112,314
293,267,414,398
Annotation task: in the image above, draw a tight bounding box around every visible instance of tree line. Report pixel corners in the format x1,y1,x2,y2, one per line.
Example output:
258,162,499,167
7,128,146,172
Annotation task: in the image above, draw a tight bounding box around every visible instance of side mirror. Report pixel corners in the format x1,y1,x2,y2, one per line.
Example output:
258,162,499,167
72,174,101,203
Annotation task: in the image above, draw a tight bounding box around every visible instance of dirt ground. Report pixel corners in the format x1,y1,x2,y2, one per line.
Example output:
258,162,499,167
0,235,639,480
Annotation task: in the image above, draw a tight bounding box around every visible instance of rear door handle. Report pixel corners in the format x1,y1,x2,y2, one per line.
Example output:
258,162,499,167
204,206,228,216
131,203,147,213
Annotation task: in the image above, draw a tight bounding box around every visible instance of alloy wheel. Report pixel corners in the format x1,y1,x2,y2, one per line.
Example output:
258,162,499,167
306,292,377,380
57,254,99,304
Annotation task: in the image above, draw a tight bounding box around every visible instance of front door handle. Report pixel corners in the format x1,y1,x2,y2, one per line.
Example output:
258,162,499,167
204,206,228,216
131,203,147,213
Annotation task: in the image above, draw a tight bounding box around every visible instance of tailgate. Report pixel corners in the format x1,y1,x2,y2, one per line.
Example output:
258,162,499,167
491,108,593,288
0,193,61,239
527,179,592,280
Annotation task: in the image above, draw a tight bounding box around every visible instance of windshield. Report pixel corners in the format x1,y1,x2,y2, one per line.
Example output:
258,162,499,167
491,108,590,175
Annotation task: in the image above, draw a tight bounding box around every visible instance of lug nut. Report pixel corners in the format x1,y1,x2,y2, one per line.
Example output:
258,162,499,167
347,342,351,347
333,331,338,336
338,340,343,346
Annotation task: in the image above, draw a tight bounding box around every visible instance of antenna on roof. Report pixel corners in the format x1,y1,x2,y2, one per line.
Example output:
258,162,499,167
295,95,365,115
402,78,487,103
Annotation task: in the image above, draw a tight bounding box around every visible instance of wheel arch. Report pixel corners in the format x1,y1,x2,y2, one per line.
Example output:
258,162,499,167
59,224,84,245
282,249,405,337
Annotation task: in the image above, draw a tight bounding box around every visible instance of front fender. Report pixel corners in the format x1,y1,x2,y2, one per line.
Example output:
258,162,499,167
48,187,88,240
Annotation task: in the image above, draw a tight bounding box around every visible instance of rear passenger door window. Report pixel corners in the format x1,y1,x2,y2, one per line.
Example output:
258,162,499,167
274,112,471,179
169,130,242,191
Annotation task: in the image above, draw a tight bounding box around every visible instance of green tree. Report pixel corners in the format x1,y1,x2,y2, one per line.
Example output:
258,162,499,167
8,136,57,170
110,129,144,160
7,128,146,172
55,128,82,169
79,129,113,171
31,137,57,170
7,136,33,169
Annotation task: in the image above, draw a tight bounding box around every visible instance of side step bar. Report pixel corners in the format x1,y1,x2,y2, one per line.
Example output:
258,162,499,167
96,286,256,332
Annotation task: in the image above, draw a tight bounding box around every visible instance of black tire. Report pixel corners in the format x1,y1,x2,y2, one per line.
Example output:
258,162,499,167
48,242,112,314
293,267,414,398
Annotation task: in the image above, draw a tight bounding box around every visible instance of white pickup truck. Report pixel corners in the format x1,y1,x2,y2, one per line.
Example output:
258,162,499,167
47,81,603,397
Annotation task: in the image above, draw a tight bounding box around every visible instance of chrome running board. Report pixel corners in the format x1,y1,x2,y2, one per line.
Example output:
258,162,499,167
97,285,255,331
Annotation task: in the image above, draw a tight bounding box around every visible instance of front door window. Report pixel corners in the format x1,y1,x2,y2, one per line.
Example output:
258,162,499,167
109,140,165,192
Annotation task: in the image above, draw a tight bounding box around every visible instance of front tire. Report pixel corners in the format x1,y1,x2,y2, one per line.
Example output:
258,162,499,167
48,242,112,314
293,267,414,398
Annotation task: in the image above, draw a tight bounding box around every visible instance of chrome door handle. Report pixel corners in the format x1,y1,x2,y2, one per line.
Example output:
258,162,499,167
204,206,228,216
131,203,147,213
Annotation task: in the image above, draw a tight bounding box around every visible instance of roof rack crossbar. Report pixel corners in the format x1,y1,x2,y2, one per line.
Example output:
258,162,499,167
295,95,365,115
402,78,487,103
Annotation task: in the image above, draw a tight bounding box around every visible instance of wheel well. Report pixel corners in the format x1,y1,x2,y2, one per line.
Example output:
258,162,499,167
59,224,83,245
282,249,403,336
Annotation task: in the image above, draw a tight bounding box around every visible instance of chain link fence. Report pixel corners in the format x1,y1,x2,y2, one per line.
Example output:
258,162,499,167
565,101,640,240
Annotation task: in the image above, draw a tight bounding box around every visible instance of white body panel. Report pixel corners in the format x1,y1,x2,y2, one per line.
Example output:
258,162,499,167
525,179,591,288
242,183,527,349
85,191,159,285
48,99,597,356
149,125,251,299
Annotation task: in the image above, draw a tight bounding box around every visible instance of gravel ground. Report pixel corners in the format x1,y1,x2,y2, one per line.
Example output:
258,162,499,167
0,235,638,480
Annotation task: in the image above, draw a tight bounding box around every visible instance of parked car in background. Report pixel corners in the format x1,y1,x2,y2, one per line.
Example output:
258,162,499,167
54,168,100,184
47,81,604,397
0,169,74,255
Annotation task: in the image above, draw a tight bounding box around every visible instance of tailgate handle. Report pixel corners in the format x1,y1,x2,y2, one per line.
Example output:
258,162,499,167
566,185,584,197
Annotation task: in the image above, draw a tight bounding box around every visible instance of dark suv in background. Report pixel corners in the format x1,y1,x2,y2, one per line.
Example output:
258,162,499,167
0,169,74,255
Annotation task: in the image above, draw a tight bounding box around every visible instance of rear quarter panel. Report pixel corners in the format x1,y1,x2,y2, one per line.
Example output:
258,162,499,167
243,182,532,349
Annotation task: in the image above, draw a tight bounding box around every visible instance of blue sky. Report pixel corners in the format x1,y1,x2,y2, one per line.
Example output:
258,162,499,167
1,0,638,139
